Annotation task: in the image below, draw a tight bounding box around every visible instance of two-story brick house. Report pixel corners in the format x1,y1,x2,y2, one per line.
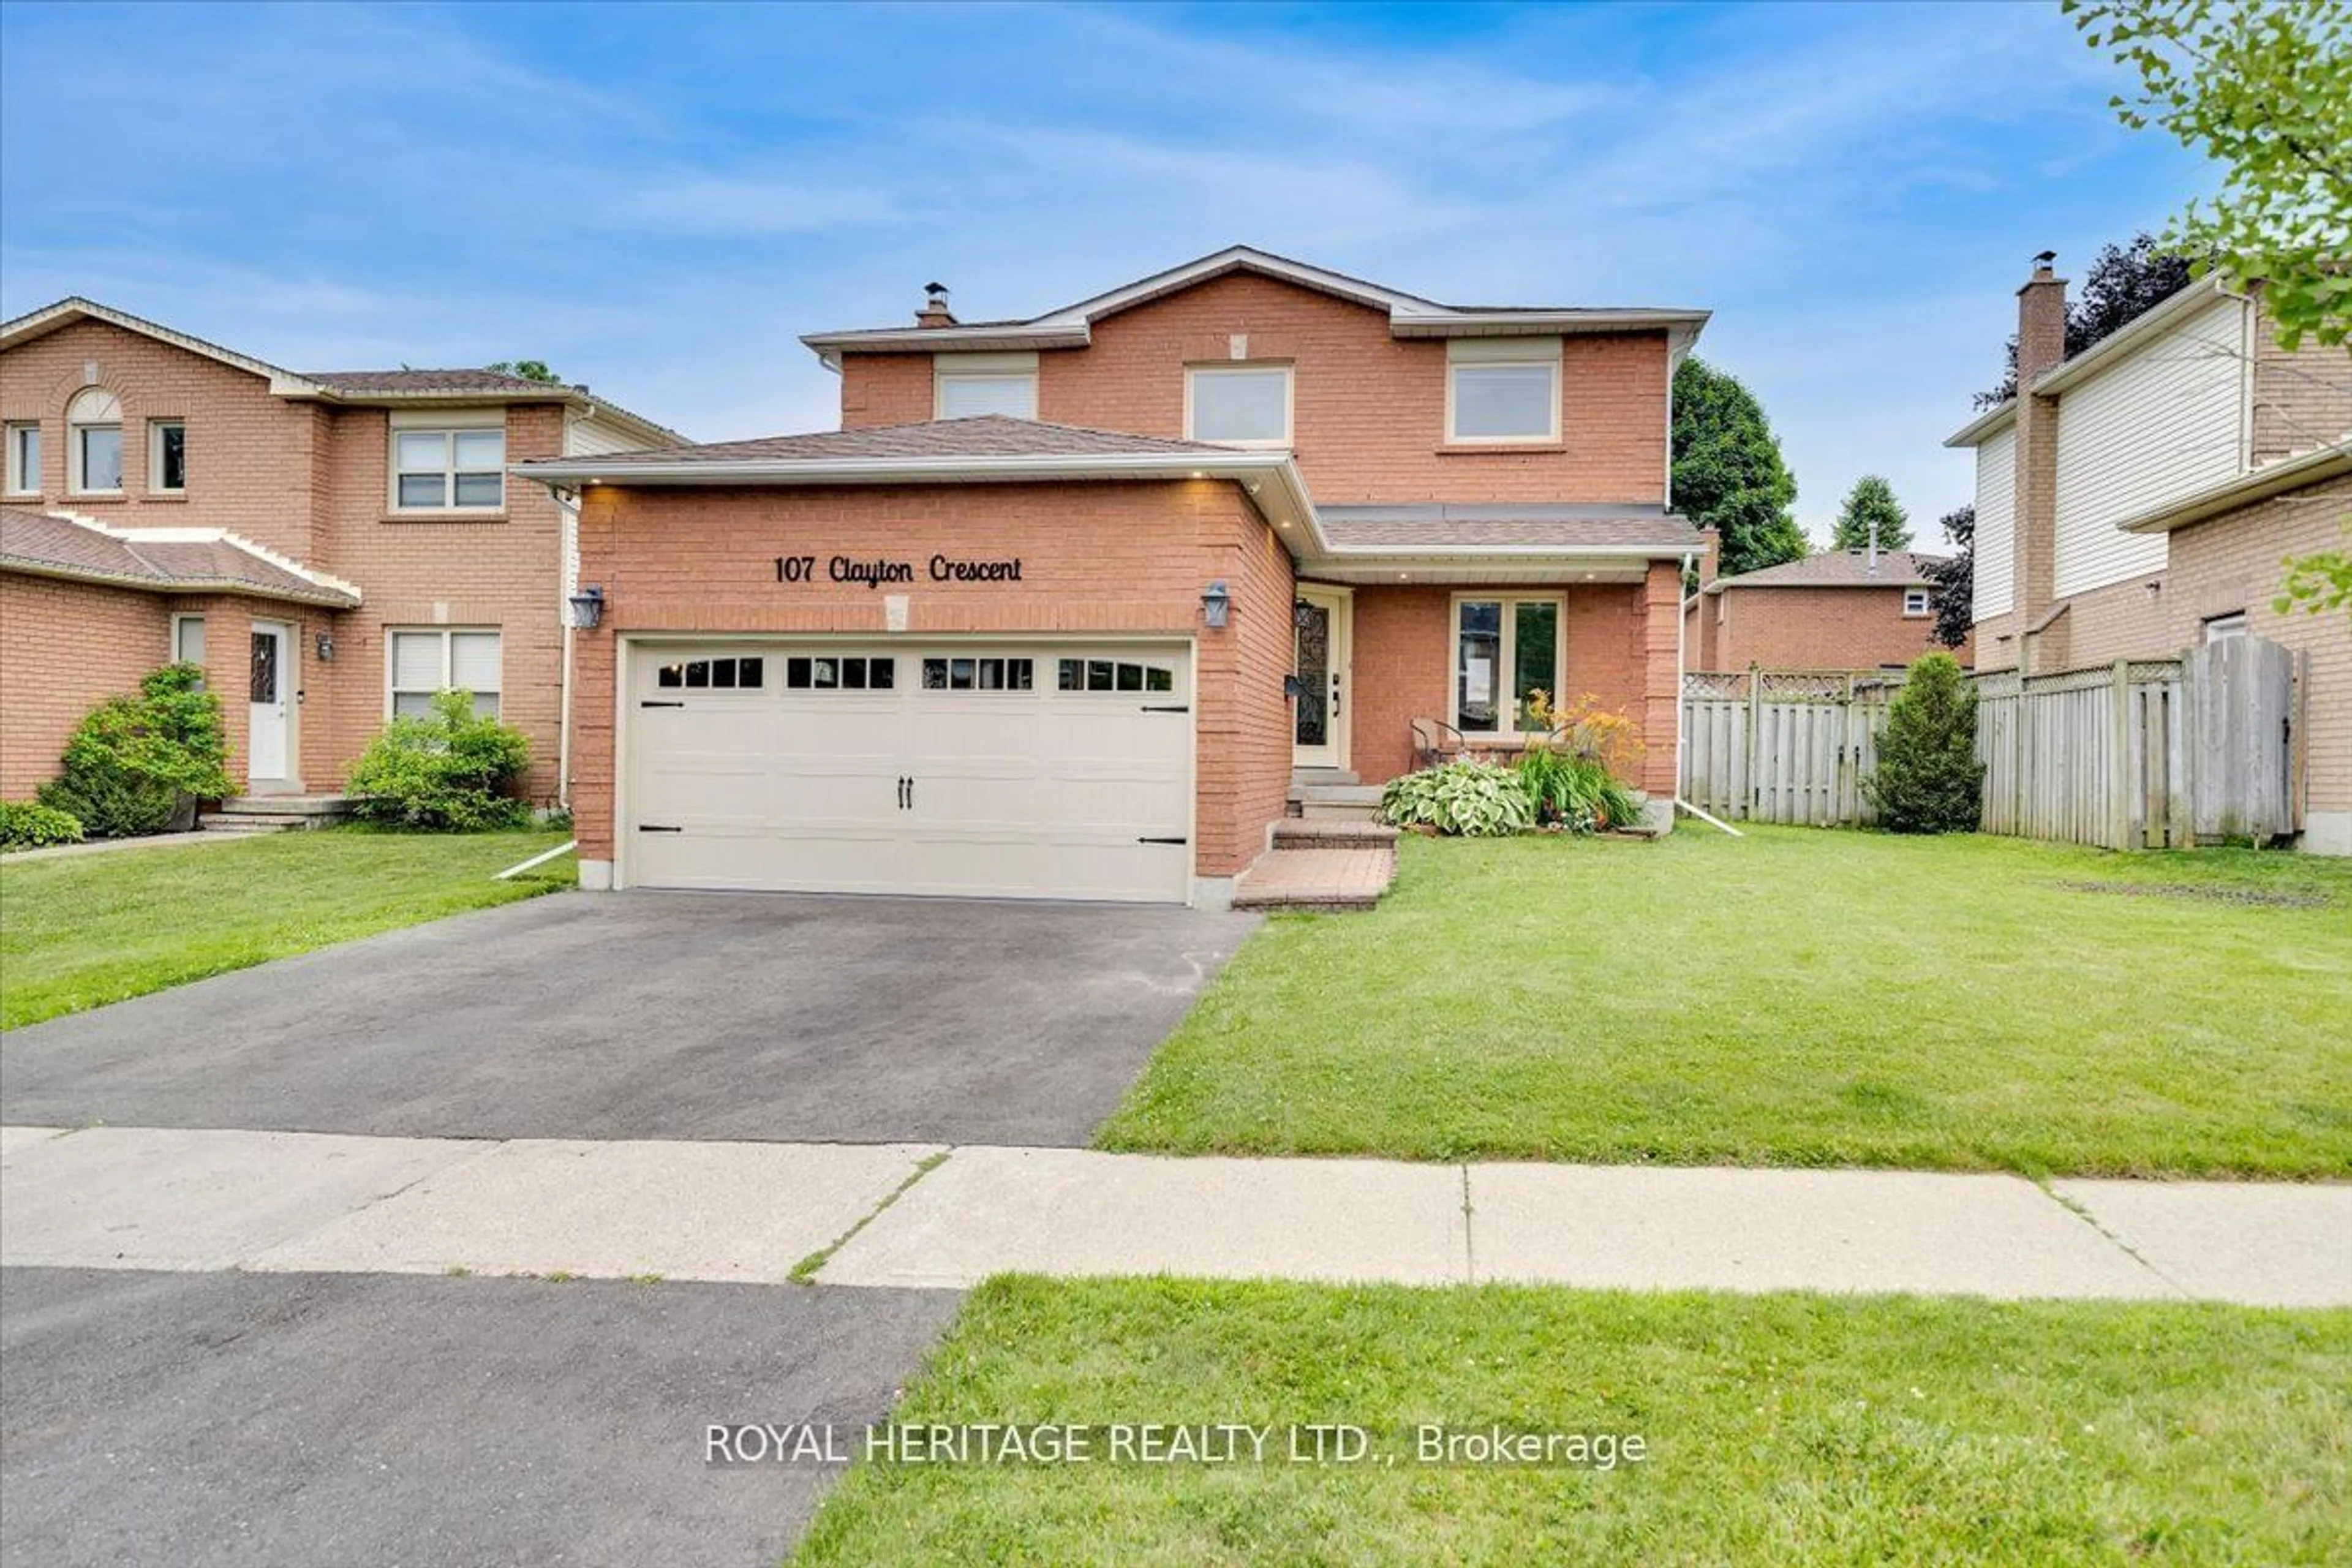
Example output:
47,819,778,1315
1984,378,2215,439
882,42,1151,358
0,299,679,807
1945,258,2351,854
517,247,1712,905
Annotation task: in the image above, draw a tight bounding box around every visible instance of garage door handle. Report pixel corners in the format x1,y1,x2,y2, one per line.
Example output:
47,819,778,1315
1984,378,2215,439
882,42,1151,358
898,776,912,810
638,824,684,833
640,700,685,709
1136,835,1189,845
1140,704,1189,713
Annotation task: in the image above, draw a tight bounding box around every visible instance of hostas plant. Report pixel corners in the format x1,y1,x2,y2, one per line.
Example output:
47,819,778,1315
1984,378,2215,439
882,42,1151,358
1377,761,1535,837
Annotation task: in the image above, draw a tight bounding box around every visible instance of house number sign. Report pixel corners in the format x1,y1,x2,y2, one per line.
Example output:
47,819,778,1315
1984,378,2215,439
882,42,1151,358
775,554,1025,588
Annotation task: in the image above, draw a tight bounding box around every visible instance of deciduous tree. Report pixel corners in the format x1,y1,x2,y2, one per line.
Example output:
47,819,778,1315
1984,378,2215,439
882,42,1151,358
1670,357,1806,578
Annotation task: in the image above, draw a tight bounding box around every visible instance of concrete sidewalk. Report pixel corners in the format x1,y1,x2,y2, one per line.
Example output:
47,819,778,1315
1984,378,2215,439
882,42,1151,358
4,1125,2346,1306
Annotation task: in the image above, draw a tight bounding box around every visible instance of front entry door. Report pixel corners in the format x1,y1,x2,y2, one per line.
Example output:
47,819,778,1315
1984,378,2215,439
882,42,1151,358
248,622,292,789
1292,587,1351,770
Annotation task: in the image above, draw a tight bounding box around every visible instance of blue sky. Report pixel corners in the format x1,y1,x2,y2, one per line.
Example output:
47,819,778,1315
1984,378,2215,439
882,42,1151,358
0,1,2210,545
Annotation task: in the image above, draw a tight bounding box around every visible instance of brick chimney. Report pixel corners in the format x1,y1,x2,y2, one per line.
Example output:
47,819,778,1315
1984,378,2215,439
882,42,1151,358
2011,251,2067,654
915,281,957,329
1697,527,1721,588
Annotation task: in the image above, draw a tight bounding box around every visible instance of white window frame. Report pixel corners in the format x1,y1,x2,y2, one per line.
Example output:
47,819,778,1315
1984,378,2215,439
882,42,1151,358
149,419,187,495
170,612,205,668
1902,588,1932,617
933,352,1039,420
1449,592,1566,739
1183,364,1293,448
4,422,37,495
67,388,123,495
388,409,506,514
386,627,503,718
1446,337,1562,445
2203,611,2247,644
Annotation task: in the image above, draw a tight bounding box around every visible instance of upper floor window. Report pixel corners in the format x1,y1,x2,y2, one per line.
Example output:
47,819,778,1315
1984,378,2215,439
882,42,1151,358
4,423,36,495
937,372,1037,420
1185,364,1292,447
393,420,505,511
1447,339,1561,444
68,388,123,494
149,421,187,494
1902,588,1931,617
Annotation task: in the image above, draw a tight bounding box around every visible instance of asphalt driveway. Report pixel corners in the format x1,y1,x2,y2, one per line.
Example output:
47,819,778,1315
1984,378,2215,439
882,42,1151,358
0,891,1256,1145
0,1266,959,1568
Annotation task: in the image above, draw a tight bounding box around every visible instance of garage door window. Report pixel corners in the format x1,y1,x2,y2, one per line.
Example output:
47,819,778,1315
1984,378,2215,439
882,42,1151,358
924,656,1034,692
658,655,766,690
785,655,893,691
1058,658,1174,693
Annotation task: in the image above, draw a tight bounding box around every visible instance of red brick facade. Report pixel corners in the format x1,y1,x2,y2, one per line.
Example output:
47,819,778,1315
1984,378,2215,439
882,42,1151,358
567,480,1292,880
840,271,1670,507
1687,584,1972,672
1,318,575,802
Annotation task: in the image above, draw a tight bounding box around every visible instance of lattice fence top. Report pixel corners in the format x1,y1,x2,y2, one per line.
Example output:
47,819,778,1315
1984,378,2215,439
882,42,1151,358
1682,669,1908,701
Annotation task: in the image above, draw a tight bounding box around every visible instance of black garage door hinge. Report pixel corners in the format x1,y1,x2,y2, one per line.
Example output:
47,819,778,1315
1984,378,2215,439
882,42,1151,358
638,824,684,833
639,700,685,709
1140,704,1190,713
1136,835,1189,845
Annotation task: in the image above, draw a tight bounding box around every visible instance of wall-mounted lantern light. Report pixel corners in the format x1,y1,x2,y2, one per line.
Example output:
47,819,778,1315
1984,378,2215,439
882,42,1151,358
1200,579,1232,630
568,586,606,630
314,631,334,662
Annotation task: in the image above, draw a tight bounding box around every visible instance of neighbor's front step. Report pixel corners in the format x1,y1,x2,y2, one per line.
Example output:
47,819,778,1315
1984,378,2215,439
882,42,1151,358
198,795,358,833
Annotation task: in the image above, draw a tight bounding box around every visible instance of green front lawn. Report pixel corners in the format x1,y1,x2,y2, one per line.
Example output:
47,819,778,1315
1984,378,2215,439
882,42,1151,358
0,827,573,1030
1101,827,2352,1178
796,1276,2351,1566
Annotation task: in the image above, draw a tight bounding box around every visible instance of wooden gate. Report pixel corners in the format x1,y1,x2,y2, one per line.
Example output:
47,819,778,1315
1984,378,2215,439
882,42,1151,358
1679,672,1897,827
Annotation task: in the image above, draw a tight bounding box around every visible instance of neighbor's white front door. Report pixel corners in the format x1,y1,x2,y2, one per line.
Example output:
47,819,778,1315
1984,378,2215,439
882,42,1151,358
247,621,292,788
1292,586,1351,771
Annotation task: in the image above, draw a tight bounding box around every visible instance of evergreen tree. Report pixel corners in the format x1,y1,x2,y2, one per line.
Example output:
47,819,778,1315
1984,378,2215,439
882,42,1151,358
1671,357,1806,578
1863,654,1985,834
1831,475,1912,552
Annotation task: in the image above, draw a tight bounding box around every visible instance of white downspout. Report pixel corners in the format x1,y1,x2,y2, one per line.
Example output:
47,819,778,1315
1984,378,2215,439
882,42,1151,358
1674,546,1741,836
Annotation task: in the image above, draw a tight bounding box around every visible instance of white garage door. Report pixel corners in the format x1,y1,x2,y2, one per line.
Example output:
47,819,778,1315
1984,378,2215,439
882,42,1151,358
625,643,1194,903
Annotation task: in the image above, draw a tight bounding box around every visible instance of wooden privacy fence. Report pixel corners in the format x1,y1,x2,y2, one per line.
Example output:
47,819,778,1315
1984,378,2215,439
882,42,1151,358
1681,637,2299,847
1678,671,1900,827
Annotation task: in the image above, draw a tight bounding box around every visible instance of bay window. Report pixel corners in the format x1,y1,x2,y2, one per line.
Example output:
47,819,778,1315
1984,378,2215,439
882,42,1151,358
1453,595,1562,735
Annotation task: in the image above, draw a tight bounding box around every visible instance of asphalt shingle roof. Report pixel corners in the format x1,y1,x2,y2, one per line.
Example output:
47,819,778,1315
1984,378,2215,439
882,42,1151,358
1707,550,1946,592
1315,503,1703,553
575,415,1236,466
304,369,579,396
0,507,358,605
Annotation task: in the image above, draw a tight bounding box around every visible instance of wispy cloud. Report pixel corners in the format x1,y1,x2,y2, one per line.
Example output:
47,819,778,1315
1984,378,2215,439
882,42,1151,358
1,0,2206,528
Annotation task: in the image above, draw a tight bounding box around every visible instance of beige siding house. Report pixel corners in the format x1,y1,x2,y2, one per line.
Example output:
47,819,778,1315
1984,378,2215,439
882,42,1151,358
1947,262,2352,854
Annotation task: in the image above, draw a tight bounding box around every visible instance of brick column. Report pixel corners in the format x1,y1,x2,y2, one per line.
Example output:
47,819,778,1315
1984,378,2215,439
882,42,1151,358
1642,559,1681,802
2011,256,2068,671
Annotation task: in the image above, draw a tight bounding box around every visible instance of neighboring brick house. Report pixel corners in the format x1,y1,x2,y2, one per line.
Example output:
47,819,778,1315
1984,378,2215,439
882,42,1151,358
0,299,678,805
517,247,1712,905
1945,260,2351,854
1686,549,1972,672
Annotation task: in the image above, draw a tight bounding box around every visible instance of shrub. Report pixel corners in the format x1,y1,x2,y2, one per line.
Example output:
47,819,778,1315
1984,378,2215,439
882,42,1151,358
1378,760,1535,837
36,663,233,839
1864,653,1986,834
0,801,85,851
346,691,532,832
1517,747,1646,834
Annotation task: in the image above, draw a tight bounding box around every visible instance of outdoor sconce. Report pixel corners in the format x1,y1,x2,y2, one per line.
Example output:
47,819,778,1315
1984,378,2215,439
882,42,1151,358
1200,579,1232,630
1283,674,1306,700
314,632,334,662
1292,598,1317,630
568,586,606,630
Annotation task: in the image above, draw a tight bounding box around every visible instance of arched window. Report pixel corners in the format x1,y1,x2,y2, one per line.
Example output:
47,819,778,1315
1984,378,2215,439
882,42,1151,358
68,387,123,494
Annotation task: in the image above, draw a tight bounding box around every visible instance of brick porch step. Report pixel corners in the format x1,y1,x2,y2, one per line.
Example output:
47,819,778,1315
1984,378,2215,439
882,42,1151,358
1271,818,1400,851
1295,783,1385,823
1231,845,1397,913
198,795,358,834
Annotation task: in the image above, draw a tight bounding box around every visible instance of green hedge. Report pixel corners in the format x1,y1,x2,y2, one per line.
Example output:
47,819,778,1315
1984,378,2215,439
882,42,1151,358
346,691,533,831
0,801,86,851
36,663,232,838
